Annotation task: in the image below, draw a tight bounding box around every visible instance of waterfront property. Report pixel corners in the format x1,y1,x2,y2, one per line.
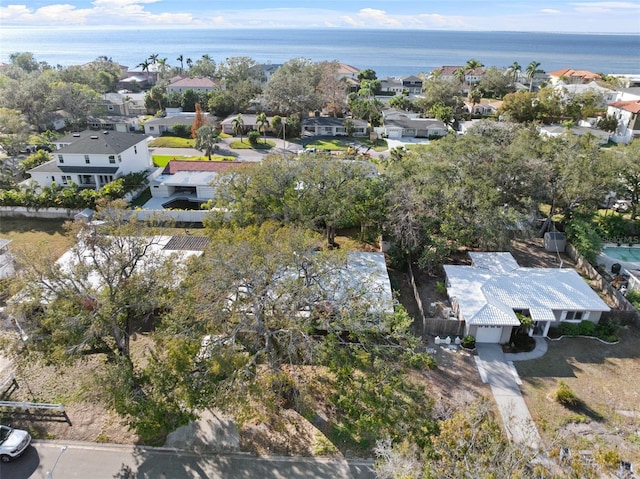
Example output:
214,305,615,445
444,252,610,343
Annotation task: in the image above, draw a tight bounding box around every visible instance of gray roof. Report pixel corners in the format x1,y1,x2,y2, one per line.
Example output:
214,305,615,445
384,116,446,130
29,160,62,173
58,166,119,174
145,115,204,127
302,117,367,128
57,131,147,155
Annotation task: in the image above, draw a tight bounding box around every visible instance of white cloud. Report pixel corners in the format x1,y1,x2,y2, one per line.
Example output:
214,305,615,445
540,8,561,14
357,8,402,27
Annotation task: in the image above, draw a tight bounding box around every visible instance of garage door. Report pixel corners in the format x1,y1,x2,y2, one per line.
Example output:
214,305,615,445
475,325,503,343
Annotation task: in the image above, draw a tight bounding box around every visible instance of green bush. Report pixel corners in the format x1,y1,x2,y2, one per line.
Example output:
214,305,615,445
625,289,640,309
247,130,260,144
559,321,580,336
404,351,436,369
565,216,602,264
594,317,620,342
461,335,476,349
555,381,579,408
172,124,191,138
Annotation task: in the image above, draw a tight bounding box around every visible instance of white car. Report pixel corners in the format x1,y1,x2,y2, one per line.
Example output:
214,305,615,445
0,425,31,462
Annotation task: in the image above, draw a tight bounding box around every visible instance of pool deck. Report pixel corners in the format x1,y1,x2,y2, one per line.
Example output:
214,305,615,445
598,243,640,278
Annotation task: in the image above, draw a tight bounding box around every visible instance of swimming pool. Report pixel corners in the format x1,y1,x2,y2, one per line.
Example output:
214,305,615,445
601,246,640,263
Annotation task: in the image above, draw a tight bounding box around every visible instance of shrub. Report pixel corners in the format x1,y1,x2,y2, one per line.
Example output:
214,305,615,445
625,289,640,309
435,280,447,296
565,216,602,264
404,351,436,369
594,317,620,342
594,447,621,470
461,335,476,349
555,381,579,408
172,124,191,138
559,322,580,336
247,130,260,144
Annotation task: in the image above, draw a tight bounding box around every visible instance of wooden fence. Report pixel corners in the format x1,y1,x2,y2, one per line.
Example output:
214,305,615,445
406,260,465,337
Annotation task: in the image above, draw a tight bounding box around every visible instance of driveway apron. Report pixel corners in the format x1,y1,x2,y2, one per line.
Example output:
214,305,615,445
475,344,541,449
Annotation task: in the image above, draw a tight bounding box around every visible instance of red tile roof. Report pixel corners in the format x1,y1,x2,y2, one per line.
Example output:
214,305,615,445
162,160,245,175
548,68,601,80
609,100,640,114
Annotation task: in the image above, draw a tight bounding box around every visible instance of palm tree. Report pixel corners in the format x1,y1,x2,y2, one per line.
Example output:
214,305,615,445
195,124,220,160
468,88,482,108
186,58,193,69
138,59,151,83
231,114,245,142
256,112,268,144
149,53,159,64
526,61,542,92
454,67,466,85
270,115,283,139
507,62,521,84
177,54,184,72
465,58,484,70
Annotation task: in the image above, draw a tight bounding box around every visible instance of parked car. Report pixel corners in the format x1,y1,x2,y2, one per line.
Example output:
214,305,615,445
0,425,31,462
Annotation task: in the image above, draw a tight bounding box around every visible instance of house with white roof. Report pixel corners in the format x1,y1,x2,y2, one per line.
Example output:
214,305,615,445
444,252,610,343
166,76,217,95
27,130,152,191
607,99,640,144
377,113,448,140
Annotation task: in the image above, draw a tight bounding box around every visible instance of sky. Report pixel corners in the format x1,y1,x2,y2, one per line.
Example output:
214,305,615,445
0,1,639,33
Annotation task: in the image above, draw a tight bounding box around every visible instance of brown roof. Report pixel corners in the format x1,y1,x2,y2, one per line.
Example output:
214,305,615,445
609,100,640,114
163,235,211,251
168,76,216,88
162,160,245,175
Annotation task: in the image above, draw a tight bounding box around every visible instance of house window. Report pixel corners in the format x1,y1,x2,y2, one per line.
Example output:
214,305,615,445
51,176,55,182
58,155,64,163
565,311,584,321
149,126,155,131
61,175,72,185
109,155,116,164
85,155,90,164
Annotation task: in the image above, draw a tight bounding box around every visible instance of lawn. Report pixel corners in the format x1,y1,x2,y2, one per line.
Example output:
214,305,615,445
0,217,74,259
229,139,275,150
515,324,640,466
148,137,195,148
153,155,236,167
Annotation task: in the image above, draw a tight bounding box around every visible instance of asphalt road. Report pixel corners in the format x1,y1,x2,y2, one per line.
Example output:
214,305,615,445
0,441,376,479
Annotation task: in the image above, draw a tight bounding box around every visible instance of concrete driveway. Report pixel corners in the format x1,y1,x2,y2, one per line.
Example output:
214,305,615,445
475,343,541,449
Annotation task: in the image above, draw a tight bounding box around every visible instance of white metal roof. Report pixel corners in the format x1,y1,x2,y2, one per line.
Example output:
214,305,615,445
445,252,610,327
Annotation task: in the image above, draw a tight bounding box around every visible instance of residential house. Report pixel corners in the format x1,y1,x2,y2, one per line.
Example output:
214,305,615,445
220,114,276,135
548,68,602,85
166,76,217,95
102,92,147,116
607,99,640,143
27,130,152,190
444,252,610,343
538,124,611,144
464,99,503,116
143,111,213,137
430,66,485,92
149,160,244,205
301,117,368,137
376,112,447,139
248,64,283,85
379,75,423,96
553,81,617,104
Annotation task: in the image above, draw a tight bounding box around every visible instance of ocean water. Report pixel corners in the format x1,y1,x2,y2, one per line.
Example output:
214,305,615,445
1,27,638,77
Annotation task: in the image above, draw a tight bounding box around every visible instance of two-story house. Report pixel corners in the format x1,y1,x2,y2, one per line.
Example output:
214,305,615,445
166,76,217,95
379,75,423,96
548,68,602,85
27,130,152,190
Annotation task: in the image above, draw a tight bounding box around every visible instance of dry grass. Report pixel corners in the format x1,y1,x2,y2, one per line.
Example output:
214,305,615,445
516,326,640,465
0,217,74,259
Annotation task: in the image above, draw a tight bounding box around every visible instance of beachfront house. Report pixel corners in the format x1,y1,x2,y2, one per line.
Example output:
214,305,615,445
26,130,152,191
444,252,610,343
607,99,640,144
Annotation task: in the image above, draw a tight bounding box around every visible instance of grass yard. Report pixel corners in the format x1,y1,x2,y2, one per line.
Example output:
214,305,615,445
0,217,74,259
515,325,640,466
148,137,195,148
229,139,275,150
153,155,236,167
